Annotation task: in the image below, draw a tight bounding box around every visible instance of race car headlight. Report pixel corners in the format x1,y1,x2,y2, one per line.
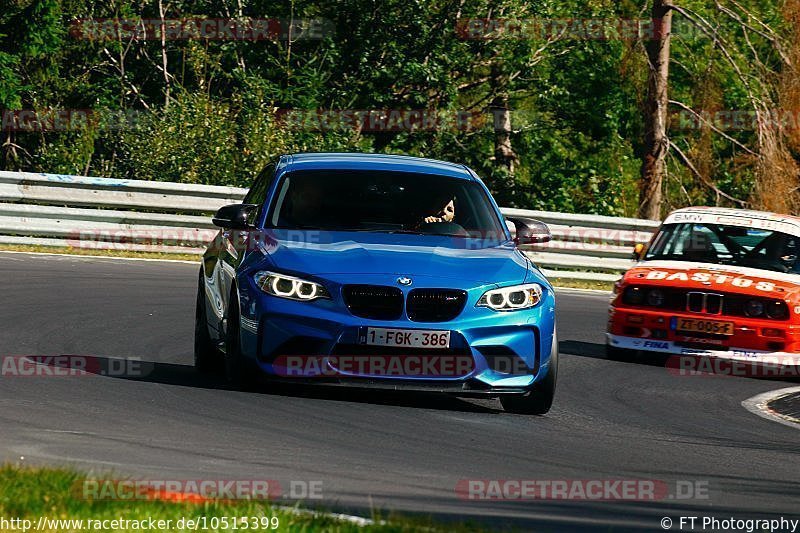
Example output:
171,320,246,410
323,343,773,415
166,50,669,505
766,300,789,320
253,271,330,301
477,283,543,311
622,286,645,305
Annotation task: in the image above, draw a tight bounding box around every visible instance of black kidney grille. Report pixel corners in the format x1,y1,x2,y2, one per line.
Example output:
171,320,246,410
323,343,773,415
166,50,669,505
407,289,467,322
343,285,404,320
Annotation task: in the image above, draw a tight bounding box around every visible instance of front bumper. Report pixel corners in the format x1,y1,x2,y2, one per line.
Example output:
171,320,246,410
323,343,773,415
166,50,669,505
238,284,557,392
608,304,800,352
607,333,800,366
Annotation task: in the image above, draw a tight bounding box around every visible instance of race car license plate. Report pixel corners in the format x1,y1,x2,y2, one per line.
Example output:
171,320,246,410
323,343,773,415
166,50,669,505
673,317,734,335
363,327,450,349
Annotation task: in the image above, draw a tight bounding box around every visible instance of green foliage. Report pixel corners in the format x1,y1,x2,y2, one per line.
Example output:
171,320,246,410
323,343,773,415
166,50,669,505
0,0,792,214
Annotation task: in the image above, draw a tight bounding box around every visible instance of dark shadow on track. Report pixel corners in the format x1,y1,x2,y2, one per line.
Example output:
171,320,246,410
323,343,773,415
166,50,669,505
23,355,502,414
559,341,800,382
559,340,607,360
559,340,669,366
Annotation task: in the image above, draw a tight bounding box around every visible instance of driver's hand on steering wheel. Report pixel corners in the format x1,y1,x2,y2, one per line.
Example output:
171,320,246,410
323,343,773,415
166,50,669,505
424,216,444,223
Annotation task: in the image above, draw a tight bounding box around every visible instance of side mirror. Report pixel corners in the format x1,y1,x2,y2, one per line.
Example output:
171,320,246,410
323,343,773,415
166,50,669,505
212,204,257,229
506,216,551,245
633,243,646,261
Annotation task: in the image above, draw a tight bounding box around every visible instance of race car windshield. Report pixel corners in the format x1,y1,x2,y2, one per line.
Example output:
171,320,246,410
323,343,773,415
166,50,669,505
645,222,800,273
268,170,506,238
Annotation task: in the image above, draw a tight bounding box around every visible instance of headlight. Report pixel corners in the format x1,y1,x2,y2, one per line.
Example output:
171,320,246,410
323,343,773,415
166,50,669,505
253,271,330,301
745,299,764,317
477,283,543,311
766,300,788,319
622,286,645,305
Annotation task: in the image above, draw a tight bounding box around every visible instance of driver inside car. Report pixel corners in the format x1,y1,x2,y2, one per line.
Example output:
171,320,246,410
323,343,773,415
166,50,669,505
421,194,456,224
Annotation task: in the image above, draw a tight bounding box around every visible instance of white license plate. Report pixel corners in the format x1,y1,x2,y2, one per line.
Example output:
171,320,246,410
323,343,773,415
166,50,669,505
364,327,450,349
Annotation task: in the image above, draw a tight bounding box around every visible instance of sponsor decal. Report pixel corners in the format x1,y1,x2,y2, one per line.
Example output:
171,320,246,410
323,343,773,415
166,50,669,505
669,213,705,223
663,211,800,237
643,270,776,291
642,341,669,350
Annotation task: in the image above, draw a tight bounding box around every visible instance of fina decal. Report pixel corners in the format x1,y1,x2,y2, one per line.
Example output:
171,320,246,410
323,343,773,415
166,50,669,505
642,340,669,349
644,271,775,292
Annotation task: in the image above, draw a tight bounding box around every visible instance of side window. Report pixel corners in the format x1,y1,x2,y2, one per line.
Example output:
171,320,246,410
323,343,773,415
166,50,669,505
243,162,277,225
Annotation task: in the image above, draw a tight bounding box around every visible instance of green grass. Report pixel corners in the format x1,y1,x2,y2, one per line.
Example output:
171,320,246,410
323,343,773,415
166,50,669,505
0,465,485,532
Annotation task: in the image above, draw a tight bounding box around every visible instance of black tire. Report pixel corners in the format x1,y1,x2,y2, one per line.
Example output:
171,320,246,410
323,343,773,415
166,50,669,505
224,289,258,389
501,334,558,415
605,344,638,362
194,272,221,374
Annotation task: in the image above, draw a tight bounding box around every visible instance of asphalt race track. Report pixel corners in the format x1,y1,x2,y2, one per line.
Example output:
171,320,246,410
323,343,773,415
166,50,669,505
1,251,799,531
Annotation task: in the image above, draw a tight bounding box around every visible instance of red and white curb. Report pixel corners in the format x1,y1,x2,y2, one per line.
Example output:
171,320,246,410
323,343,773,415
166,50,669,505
742,386,800,430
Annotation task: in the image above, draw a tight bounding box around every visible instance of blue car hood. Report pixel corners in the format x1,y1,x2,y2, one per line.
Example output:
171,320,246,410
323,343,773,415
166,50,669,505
256,231,530,285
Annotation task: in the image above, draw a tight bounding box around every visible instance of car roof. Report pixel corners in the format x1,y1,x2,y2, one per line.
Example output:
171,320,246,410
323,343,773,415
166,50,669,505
664,206,800,237
667,206,800,222
280,152,475,180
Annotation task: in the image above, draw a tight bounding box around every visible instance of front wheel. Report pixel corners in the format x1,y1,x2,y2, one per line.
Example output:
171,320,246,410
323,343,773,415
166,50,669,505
195,273,221,374
224,290,258,389
501,334,558,415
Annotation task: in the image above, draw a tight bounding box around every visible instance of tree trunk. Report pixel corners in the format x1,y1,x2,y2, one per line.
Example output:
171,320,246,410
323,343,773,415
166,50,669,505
490,64,517,204
158,0,170,109
638,1,673,220
492,94,515,174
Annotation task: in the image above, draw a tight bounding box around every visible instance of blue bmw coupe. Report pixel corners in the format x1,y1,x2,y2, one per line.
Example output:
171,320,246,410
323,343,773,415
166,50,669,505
196,153,558,414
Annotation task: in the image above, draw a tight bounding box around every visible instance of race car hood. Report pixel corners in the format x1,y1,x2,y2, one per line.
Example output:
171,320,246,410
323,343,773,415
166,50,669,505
256,230,532,285
623,260,800,297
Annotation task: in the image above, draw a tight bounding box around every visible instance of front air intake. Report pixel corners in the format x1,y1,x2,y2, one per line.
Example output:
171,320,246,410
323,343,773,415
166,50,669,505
342,285,404,320
406,289,467,322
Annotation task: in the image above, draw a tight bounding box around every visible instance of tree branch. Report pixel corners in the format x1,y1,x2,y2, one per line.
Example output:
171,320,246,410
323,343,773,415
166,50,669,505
669,100,757,155
668,140,747,205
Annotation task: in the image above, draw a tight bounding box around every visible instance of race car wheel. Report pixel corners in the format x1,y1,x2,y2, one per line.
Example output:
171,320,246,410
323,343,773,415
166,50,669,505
194,272,222,374
224,289,257,389
501,334,558,415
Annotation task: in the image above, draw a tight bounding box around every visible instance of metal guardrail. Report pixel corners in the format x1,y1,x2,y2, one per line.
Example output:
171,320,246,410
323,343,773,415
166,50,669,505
0,171,660,281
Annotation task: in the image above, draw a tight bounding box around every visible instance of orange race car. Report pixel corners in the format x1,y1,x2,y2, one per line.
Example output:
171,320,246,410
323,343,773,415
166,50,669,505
607,206,800,367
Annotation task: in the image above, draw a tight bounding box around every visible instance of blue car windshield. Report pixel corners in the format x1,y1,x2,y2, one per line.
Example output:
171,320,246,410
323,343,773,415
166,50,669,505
267,170,507,237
